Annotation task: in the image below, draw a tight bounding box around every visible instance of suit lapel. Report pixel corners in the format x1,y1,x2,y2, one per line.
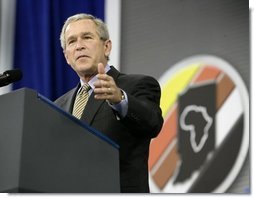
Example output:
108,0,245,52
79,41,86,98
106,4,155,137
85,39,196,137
108,66,121,79
81,66,121,124
81,92,105,124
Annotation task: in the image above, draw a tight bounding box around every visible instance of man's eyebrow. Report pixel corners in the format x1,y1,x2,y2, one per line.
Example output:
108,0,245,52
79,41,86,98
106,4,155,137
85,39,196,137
66,35,76,42
67,32,94,40
66,32,97,45
81,32,95,37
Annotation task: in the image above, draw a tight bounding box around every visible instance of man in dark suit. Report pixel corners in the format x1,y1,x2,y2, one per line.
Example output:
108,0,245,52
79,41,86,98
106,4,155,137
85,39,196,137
55,13,163,193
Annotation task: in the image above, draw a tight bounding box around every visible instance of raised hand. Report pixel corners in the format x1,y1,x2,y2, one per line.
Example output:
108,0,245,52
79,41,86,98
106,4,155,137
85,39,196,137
94,63,122,104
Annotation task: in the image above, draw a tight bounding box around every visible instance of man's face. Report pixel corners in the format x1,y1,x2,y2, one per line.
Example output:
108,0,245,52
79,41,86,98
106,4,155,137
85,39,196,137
64,19,111,78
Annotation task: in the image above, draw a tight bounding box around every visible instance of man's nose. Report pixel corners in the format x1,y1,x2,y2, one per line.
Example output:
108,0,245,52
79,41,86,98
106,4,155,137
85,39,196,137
76,39,85,50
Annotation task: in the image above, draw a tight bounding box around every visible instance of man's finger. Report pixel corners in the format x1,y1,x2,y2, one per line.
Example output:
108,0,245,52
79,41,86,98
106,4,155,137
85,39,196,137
98,63,105,74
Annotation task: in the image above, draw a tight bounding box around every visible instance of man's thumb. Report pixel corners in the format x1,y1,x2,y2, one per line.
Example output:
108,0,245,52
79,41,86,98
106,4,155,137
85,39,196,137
98,63,105,74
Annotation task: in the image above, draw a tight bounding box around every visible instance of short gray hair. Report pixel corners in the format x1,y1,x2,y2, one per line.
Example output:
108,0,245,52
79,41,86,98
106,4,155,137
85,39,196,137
60,13,109,50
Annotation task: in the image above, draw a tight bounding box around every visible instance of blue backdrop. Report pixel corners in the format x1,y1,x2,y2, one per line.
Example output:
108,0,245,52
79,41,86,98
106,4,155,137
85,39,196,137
13,0,105,100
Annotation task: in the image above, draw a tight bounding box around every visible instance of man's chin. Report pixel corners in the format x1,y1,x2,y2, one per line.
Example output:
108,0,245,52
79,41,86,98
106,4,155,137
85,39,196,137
76,66,97,76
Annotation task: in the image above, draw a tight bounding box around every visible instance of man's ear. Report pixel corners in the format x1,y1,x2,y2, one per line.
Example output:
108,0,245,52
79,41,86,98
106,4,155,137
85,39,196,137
104,39,112,58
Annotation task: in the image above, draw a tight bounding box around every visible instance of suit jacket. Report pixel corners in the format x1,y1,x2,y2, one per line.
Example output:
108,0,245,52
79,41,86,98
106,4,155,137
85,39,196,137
55,66,163,193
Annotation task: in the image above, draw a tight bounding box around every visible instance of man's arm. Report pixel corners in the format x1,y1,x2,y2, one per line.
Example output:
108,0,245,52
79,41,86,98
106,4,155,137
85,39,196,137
119,75,164,138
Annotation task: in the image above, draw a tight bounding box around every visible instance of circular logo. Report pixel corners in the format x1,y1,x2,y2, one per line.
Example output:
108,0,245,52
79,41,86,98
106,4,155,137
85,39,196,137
149,55,249,193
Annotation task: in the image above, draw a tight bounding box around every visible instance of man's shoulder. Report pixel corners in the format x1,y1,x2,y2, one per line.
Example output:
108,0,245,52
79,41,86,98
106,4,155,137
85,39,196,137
119,72,159,85
110,66,154,80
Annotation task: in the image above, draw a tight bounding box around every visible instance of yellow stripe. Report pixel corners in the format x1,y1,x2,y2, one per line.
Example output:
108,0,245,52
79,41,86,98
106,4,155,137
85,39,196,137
160,64,201,117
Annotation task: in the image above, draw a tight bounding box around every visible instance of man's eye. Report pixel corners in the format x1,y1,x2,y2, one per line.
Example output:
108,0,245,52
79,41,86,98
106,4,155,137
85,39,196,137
84,36,92,39
68,40,75,45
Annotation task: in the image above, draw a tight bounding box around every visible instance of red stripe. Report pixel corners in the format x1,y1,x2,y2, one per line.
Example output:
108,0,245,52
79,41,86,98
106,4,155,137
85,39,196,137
193,65,221,83
149,105,178,170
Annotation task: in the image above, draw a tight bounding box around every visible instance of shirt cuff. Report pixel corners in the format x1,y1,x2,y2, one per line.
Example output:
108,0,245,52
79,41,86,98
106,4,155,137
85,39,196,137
107,90,128,118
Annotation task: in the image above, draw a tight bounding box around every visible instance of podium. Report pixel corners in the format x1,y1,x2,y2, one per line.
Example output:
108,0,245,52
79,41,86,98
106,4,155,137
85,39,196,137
0,88,120,193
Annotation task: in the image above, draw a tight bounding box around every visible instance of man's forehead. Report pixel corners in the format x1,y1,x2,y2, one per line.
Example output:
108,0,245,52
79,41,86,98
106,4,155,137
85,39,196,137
66,19,95,31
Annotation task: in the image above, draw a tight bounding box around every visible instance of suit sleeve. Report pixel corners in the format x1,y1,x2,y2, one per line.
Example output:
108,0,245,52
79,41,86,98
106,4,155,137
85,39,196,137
120,76,164,138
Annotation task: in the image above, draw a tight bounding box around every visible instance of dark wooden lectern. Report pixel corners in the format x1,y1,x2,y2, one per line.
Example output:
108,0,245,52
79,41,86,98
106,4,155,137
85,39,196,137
0,88,120,193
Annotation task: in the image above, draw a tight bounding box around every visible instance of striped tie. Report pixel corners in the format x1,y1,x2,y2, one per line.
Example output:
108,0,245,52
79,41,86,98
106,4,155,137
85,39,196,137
72,84,90,119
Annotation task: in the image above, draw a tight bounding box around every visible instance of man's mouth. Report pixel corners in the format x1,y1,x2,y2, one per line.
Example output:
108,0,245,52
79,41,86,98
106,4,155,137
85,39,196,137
76,55,89,60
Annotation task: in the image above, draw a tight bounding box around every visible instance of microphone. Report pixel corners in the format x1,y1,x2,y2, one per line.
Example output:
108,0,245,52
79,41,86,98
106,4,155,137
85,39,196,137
0,69,23,87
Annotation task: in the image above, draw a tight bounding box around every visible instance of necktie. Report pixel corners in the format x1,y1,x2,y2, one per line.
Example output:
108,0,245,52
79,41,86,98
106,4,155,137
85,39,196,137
72,84,90,119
